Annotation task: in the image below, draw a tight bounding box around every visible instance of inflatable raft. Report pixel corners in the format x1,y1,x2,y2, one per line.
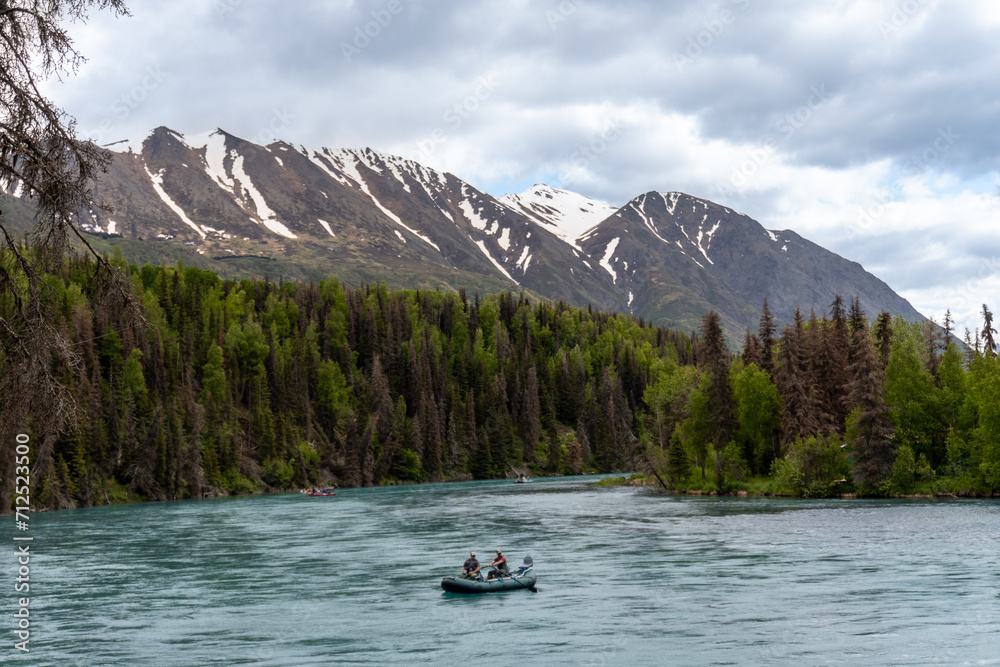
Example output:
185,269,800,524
441,569,537,594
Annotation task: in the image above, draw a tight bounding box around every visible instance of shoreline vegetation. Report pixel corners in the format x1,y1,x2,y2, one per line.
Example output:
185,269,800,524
2,248,999,513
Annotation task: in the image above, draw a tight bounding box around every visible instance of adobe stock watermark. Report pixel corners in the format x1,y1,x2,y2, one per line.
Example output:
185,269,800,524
213,0,243,19
341,0,409,63
12,433,33,654
713,84,831,198
250,107,296,146
673,0,752,72
414,73,501,163
850,127,960,239
938,256,1000,313
555,118,624,189
547,0,586,31
879,0,932,39
88,65,168,146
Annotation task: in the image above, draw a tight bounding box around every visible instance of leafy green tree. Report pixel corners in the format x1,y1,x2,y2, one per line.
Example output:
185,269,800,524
884,322,942,466
731,362,781,475
891,444,917,493
201,343,227,408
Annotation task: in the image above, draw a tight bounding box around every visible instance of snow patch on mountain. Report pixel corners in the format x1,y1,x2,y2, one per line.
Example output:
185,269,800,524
517,246,532,273
631,196,670,245
229,153,297,239
500,184,616,249
143,164,206,239
201,132,235,195
662,191,681,215
475,239,517,284
600,237,621,283
326,149,442,251
498,227,511,251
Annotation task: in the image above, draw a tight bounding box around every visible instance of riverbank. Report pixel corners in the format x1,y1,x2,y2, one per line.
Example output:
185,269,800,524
594,473,997,499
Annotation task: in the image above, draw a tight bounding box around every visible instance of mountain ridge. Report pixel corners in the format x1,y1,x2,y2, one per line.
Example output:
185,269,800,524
1,126,927,337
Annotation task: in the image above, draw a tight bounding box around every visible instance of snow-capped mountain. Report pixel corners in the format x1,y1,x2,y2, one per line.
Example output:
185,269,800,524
7,126,925,335
499,184,618,250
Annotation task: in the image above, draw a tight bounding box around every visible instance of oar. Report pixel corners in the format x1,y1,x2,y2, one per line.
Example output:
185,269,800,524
512,572,537,593
498,566,537,593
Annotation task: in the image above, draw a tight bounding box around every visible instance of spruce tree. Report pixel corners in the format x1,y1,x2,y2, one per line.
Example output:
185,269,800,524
845,315,896,487
776,309,820,448
982,305,997,358
521,366,541,461
546,423,561,473
758,299,777,376
666,431,688,487
699,311,735,488
819,295,851,432
741,328,763,369
873,311,893,369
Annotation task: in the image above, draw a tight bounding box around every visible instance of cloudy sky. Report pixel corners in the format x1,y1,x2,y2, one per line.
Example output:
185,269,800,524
44,0,1000,336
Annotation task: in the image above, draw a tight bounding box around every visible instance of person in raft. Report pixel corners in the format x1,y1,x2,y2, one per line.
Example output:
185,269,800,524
486,550,509,579
461,552,481,579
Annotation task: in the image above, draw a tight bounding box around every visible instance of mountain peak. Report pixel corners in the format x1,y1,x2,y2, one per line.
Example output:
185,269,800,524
69,125,925,338
499,184,617,248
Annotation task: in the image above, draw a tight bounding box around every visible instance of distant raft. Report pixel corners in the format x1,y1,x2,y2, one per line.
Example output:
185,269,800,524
441,569,537,594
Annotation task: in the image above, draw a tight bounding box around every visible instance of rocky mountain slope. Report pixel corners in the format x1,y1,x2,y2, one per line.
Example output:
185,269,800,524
2,127,926,335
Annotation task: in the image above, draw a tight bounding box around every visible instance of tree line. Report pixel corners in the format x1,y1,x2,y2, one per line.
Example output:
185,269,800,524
3,249,999,511
2,249,699,509
645,297,1000,496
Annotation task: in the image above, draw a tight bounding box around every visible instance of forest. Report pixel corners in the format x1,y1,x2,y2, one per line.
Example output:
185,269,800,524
3,247,1000,510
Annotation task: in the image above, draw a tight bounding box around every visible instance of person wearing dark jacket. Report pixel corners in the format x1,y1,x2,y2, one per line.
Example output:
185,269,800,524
461,552,481,579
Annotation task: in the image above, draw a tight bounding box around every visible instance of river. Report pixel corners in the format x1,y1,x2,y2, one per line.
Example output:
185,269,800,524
4,476,999,665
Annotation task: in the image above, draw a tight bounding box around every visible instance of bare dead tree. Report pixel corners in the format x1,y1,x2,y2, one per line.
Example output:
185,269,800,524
1,1,138,511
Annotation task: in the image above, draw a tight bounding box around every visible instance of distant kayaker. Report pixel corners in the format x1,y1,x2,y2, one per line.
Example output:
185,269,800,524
461,552,481,579
486,550,509,579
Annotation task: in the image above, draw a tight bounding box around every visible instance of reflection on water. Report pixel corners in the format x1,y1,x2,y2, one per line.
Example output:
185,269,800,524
3,477,999,665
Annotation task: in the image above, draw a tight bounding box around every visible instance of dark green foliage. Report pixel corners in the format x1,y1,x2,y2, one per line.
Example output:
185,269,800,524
698,311,735,489
845,317,896,486
982,305,997,358
776,309,820,448
12,252,701,507
11,251,1000,505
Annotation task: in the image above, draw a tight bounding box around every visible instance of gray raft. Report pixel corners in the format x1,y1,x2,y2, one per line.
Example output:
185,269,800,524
440,569,537,594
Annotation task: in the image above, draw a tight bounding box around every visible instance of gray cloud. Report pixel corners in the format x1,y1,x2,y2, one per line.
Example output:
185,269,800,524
41,0,1000,329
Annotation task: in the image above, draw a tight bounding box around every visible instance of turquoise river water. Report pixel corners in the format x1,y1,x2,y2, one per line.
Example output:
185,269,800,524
3,475,999,666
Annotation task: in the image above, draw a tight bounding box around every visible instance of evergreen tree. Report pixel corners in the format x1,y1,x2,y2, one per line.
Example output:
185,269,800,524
845,315,896,487
776,309,820,449
741,328,763,369
521,366,541,462
666,431,688,487
758,299,777,376
546,423,561,473
699,311,735,488
982,304,997,357
817,296,851,432
873,311,893,369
